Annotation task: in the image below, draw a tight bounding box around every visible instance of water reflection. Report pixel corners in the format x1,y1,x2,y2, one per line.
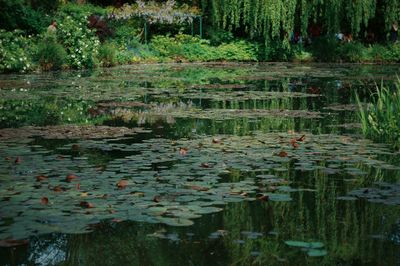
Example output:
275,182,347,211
0,63,399,265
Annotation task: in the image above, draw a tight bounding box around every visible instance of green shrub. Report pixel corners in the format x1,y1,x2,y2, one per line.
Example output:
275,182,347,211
35,35,67,71
150,34,258,62
388,43,400,62
98,42,116,67
112,21,142,47
57,15,100,69
356,80,400,149
337,42,367,62
57,3,106,19
0,30,35,73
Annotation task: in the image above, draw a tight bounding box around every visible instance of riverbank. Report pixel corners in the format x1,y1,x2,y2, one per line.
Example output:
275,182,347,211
1,3,400,74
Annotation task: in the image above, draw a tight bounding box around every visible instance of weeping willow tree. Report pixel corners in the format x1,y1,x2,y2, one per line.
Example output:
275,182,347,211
204,0,399,58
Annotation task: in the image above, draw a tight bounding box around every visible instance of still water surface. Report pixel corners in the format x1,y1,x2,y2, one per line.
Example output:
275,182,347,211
0,63,399,265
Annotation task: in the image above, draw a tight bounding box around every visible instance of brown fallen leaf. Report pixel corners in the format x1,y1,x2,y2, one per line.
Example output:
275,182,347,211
76,183,81,190
41,197,49,205
5,157,12,161
117,180,128,189
79,201,95,208
36,175,48,181
0,239,29,248
66,174,78,182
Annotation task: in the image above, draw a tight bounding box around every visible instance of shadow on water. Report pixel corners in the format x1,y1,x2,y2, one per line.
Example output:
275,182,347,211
0,63,400,265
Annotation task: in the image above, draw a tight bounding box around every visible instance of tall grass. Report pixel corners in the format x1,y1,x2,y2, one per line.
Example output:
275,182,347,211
356,79,400,149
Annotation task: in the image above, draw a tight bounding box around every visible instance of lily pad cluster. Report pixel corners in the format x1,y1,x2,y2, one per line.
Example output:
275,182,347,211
340,182,400,205
0,131,398,240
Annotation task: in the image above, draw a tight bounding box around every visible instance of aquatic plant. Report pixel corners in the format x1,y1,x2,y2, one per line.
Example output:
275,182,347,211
357,79,400,149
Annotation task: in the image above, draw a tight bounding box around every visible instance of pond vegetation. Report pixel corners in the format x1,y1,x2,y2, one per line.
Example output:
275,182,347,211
0,63,399,265
1,0,400,265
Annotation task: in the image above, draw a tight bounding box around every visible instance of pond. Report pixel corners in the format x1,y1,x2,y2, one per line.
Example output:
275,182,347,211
0,63,399,265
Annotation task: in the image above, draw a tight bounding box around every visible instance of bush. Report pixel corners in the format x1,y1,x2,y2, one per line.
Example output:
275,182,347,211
35,35,67,71
0,0,50,34
357,80,400,149
98,42,116,67
0,30,35,73
150,34,258,62
57,3,106,19
337,42,367,62
57,15,100,69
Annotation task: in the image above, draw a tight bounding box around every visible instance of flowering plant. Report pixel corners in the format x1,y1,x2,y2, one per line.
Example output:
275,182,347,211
111,0,200,25
57,15,100,69
0,30,34,73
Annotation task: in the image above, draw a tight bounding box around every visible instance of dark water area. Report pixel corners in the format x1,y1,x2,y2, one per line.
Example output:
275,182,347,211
0,63,399,265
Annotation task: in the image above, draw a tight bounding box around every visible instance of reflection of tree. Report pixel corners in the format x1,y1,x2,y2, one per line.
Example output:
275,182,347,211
219,169,400,265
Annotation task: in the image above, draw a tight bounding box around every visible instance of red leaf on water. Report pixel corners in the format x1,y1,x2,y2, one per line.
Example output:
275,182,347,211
0,239,29,248
15,157,22,164
297,135,306,141
41,197,49,205
290,139,299,149
117,180,128,189
76,183,81,190
80,201,94,208
66,174,78,182
278,151,288,157
36,175,48,181
179,148,188,156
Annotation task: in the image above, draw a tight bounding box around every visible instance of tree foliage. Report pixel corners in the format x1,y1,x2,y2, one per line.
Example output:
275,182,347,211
206,0,399,41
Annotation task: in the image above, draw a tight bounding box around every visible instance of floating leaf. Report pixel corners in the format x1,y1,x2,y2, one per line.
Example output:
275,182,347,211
307,249,328,257
66,174,78,182
117,180,128,189
40,197,49,205
36,175,48,181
